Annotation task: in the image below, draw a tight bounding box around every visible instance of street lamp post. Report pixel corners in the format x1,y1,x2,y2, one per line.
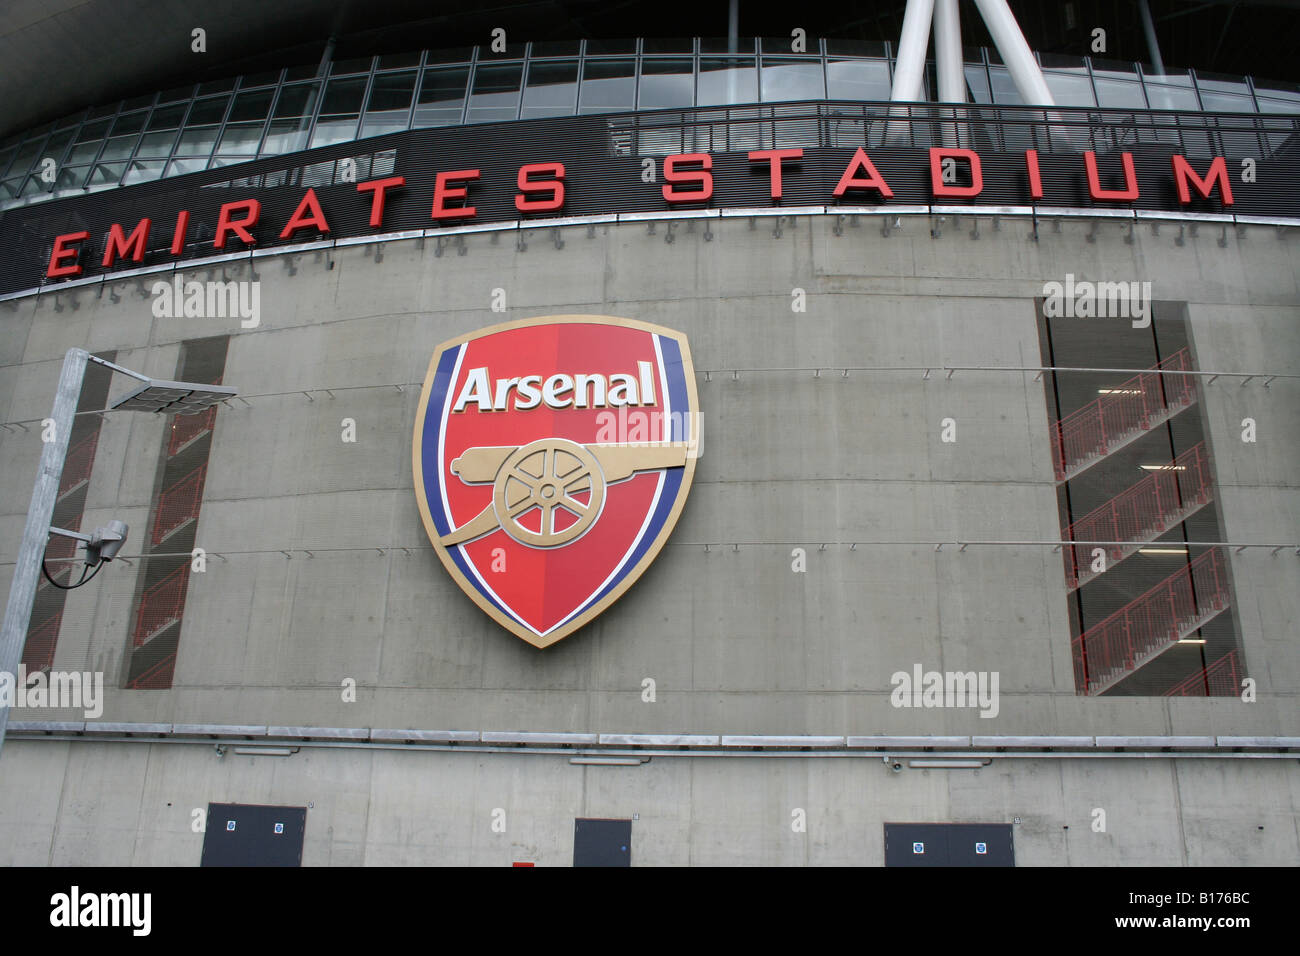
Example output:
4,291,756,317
0,347,236,758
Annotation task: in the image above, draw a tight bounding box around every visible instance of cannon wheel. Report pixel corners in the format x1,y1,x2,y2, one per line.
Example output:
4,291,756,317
493,438,606,547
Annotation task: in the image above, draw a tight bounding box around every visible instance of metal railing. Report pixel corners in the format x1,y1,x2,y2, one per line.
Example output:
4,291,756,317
1163,649,1241,698
21,612,61,672
151,465,206,546
1063,441,1214,589
126,652,178,690
1050,347,1197,482
167,405,217,457
57,432,99,500
131,565,190,648
1073,547,1230,695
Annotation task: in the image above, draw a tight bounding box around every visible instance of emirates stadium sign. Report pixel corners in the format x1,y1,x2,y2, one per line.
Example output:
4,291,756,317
412,316,700,648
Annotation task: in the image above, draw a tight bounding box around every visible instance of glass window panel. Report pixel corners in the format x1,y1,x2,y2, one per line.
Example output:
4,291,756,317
166,157,208,176
97,135,138,161
1143,82,1196,111
1257,94,1300,114
964,64,991,103
0,178,22,199
531,40,581,57
1044,70,1095,107
242,69,282,88
285,63,320,81
148,105,187,130
122,93,154,111
989,67,1023,104
698,58,758,105
643,38,693,54
414,66,469,126
110,111,148,136
700,37,756,54
54,112,85,130
88,163,125,185
358,117,408,137
0,148,14,177
366,71,416,112
42,131,74,160
197,78,236,95
826,39,887,57
1093,72,1147,108
10,140,44,175
585,38,636,55
217,122,265,154
67,141,102,164
579,59,635,113
309,116,359,147
261,120,311,154
55,165,89,188
274,84,318,118
639,59,694,109
136,130,179,158
187,97,230,125
19,175,49,197
467,63,523,122
87,104,117,120
175,127,219,156
332,56,373,75
76,120,111,143
761,58,825,102
521,60,578,119
1198,90,1253,113
321,77,367,115
378,51,421,69
158,83,195,103
122,160,166,185
826,58,891,100
228,90,273,122
426,46,474,64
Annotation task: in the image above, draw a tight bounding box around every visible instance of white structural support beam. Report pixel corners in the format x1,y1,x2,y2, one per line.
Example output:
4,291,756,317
933,0,966,103
970,0,1056,106
890,0,935,102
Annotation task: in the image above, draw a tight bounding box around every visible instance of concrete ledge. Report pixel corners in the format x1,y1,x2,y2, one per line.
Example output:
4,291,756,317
266,726,369,740
720,735,846,748
598,734,720,747
972,736,1096,748
480,731,599,745
847,736,972,748
171,724,268,738
369,729,480,744
83,722,171,736
1096,735,1217,748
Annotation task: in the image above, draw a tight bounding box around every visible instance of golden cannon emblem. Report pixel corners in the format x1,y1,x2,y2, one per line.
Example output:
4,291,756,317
440,437,689,549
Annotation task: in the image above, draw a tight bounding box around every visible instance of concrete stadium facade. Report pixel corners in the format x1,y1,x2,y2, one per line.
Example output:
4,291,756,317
0,206,1296,864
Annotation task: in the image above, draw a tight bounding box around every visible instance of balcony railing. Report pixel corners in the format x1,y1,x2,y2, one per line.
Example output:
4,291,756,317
1163,649,1241,698
131,565,190,647
151,465,207,545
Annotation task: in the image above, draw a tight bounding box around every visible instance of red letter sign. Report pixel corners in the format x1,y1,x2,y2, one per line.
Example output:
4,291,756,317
929,148,984,198
280,188,331,239
515,162,566,212
357,176,405,227
432,170,481,220
833,148,894,199
1171,155,1234,206
48,231,89,278
214,199,261,249
748,149,803,199
102,219,151,267
1084,151,1140,202
662,153,713,203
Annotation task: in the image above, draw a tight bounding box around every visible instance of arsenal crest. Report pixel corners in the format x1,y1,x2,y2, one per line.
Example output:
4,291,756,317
413,316,700,648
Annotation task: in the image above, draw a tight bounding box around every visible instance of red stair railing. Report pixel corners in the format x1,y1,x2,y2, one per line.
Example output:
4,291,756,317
1163,649,1241,698
131,564,190,647
1063,442,1214,589
151,465,207,545
167,405,217,456
57,432,99,499
1072,547,1230,695
1050,348,1197,482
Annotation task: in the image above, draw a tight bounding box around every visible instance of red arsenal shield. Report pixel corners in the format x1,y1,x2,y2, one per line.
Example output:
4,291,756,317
413,315,700,648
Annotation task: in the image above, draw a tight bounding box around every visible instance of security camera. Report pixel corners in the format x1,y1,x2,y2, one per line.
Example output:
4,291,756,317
88,520,128,564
